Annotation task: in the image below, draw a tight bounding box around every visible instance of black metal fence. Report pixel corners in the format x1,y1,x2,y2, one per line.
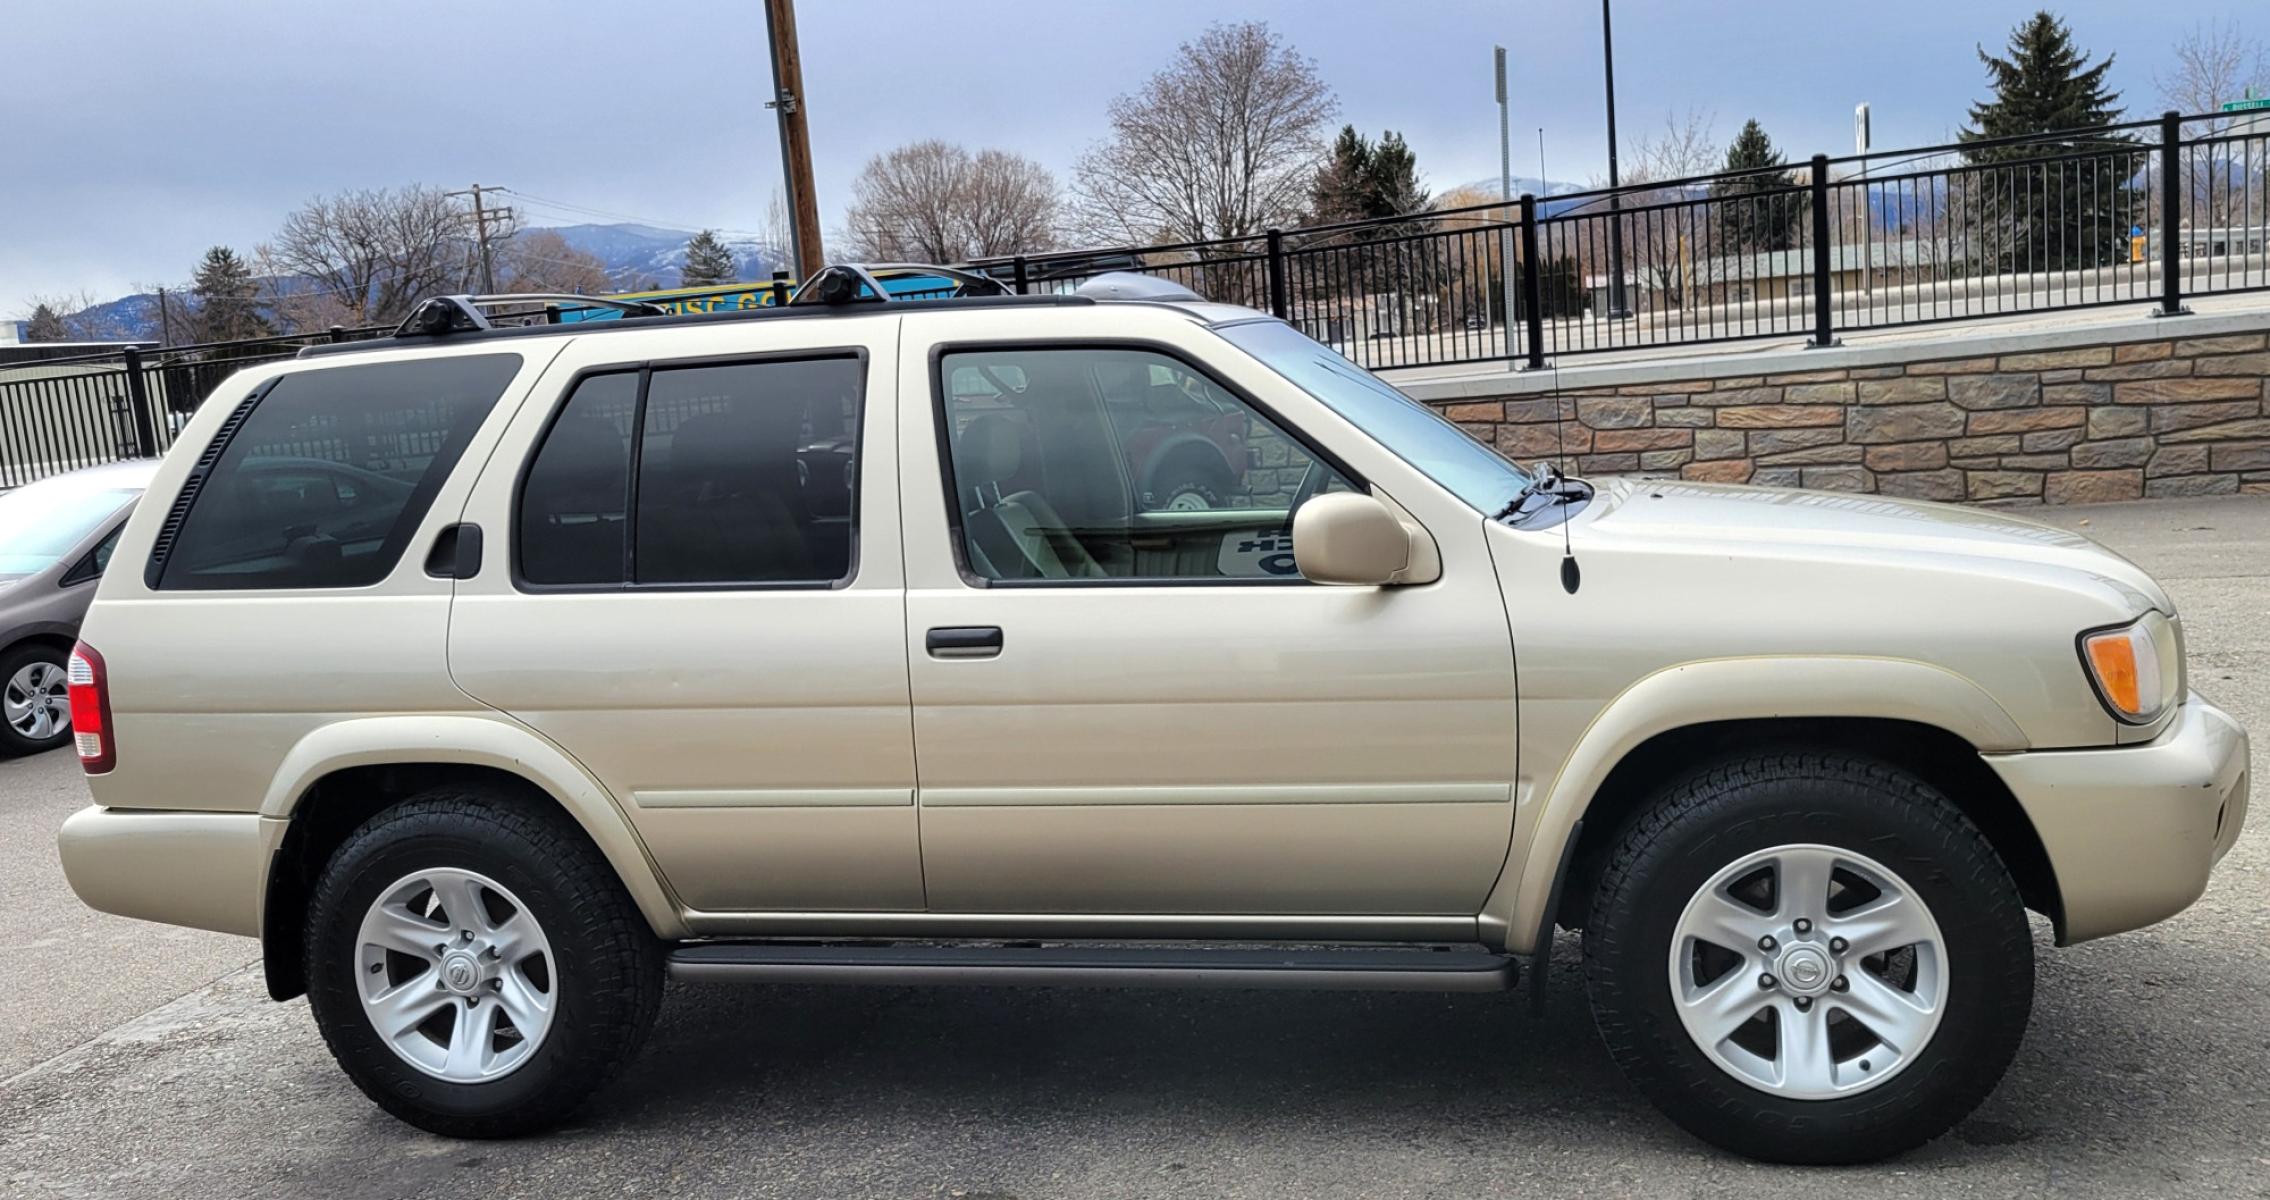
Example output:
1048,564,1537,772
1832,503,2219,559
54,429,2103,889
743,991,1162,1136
975,109,2270,373
0,326,387,488
3,111,2264,489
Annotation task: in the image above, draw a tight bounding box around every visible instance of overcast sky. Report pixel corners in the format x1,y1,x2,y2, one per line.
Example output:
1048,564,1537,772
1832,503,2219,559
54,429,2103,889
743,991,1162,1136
2,0,2259,312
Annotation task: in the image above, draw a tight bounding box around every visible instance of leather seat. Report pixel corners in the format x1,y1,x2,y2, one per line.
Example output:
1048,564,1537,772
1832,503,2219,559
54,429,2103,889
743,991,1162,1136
957,415,1106,580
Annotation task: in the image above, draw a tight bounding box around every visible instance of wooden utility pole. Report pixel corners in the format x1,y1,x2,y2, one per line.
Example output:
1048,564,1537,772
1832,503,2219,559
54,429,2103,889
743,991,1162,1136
764,0,825,278
447,184,514,293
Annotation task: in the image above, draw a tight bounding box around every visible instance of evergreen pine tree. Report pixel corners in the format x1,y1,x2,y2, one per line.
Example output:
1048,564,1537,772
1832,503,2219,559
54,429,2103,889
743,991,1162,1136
1310,126,1375,224
24,304,69,341
1709,119,1803,252
1309,126,1429,224
680,230,739,287
1960,11,2133,270
1367,131,1428,217
190,246,270,343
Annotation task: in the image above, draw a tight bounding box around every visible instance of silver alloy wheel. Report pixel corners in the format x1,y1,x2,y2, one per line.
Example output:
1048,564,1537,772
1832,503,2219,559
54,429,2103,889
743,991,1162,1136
355,867,557,1083
1667,843,1948,1100
4,660,69,740
1163,488,1213,512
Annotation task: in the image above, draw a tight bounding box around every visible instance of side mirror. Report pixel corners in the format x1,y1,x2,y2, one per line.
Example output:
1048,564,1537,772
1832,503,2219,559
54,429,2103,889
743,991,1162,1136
1293,492,1439,586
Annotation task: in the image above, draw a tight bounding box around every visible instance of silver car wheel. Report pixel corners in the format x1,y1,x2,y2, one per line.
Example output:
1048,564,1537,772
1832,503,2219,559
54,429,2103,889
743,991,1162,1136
1667,843,1948,1101
4,660,69,740
355,867,557,1083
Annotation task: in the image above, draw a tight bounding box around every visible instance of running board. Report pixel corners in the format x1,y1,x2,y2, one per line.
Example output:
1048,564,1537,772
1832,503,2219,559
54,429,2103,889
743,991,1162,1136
667,943,1518,993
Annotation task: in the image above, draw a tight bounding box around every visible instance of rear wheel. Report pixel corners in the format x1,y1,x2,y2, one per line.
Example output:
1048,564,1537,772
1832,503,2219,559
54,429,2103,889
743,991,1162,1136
304,787,662,1137
0,644,72,757
1582,751,2033,1164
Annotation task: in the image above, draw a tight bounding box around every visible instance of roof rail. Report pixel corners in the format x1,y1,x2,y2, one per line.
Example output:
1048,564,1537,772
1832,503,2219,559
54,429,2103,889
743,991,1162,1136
394,293,666,338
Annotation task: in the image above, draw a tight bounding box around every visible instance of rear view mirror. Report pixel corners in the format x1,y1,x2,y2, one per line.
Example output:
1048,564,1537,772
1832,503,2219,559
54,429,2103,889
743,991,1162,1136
1293,492,1438,586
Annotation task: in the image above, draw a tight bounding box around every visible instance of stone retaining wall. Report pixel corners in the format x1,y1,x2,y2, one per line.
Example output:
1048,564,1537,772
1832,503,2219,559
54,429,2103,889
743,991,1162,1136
1428,329,2270,503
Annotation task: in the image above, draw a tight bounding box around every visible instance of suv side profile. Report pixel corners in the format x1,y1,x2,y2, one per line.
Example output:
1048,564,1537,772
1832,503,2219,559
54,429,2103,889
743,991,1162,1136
59,274,2250,1163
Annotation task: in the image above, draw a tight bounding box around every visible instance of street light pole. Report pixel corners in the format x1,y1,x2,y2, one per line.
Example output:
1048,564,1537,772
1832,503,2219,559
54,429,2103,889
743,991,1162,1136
1496,46,1520,355
1601,0,1630,319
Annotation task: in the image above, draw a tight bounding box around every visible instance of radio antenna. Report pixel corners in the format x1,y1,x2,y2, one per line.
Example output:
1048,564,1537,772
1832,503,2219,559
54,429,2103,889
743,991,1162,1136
1539,128,1580,593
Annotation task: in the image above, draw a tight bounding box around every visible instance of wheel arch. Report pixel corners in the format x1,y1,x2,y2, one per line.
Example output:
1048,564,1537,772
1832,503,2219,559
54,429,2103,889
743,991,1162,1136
0,627,88,665
258,716,687,1001
1484,657,2059,954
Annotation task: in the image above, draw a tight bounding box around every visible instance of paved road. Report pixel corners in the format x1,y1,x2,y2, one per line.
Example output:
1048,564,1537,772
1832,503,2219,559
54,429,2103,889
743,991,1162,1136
3,497,2266,1199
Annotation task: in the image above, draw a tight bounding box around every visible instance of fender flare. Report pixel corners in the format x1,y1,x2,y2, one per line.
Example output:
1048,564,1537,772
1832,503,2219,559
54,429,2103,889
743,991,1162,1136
261,713,688,940
1481,656,2027,954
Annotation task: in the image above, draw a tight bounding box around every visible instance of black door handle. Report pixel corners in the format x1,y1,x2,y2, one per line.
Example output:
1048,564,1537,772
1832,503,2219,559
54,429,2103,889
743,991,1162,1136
926,626,1003,659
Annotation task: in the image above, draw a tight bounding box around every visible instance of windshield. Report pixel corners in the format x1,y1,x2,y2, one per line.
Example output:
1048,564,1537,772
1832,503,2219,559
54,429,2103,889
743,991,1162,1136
1215,320,1531,515
0,482,136,575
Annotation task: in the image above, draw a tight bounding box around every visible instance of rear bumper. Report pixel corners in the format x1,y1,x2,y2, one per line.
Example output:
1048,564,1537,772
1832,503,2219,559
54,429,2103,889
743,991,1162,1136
1987,692,2250,944
57,806,284,938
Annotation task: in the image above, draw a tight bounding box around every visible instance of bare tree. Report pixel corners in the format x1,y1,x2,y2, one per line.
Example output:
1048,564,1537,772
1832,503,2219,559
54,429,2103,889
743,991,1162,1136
842,141,977,262
1071,21,1337,249
959,149,1060,257
840,141,1058,262
500,230,614,296
256,185,490,330
2156,20,2270,128
1582,109,1718,307
757,191,793,274
18,291,108,341
2157,20,2270,227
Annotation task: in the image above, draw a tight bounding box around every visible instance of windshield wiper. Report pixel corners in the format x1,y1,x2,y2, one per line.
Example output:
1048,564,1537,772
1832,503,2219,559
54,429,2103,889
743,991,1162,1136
1493,462,1590,524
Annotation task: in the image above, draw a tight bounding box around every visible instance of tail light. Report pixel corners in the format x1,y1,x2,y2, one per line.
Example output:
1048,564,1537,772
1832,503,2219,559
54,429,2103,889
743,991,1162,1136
67,642,114,774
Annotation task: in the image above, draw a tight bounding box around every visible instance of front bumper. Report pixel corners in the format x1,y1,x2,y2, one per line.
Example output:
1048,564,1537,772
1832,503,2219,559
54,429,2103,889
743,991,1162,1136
1987,692,2250,944
57,807,285,938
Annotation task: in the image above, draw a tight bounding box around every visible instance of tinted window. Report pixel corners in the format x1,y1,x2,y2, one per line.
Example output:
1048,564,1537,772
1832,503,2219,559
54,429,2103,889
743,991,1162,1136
939,347,1354,583
515,357,861,588
636,359,859,584
518,373,635,585
158,354,522,589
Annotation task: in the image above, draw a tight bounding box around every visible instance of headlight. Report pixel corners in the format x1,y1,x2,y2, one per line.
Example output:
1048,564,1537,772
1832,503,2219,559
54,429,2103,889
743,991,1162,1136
2079,612,2181,724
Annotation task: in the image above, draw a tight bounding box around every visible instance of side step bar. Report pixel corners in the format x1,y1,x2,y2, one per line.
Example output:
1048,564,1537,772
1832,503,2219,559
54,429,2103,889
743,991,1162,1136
667,943,1518,993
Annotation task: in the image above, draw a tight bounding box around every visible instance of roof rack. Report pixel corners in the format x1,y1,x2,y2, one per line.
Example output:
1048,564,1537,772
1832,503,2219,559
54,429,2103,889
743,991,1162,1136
788,263,1010,305
393,293,667,338
297,269,1096,360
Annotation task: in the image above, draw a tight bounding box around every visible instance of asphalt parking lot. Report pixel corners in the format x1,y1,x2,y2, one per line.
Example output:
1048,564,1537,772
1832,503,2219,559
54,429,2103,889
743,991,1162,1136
3,496,2266,1200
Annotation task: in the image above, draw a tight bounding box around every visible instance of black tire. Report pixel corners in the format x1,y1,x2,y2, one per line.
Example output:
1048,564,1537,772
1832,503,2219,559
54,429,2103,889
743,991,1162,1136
303,787,663,1137
0,643,73,757
1582,751,2033,1164
1146,452,1232,512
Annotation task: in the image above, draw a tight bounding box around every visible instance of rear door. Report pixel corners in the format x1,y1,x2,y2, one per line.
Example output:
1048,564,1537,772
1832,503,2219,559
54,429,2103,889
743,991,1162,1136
449,317,922,915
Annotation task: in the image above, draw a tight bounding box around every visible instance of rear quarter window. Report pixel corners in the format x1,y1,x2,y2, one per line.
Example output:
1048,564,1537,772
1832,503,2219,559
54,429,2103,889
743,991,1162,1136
150,353,523,590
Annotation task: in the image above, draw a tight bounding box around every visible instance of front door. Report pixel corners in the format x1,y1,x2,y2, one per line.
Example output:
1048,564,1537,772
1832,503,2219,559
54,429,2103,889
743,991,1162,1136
898,323,1518,918
450,318,922,915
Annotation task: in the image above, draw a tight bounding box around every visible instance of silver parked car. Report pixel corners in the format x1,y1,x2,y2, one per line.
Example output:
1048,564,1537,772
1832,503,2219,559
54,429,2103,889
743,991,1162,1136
0,459,154,755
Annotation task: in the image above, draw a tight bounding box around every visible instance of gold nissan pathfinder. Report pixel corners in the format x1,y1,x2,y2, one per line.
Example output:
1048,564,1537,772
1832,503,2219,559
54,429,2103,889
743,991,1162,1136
57,266,2250,1163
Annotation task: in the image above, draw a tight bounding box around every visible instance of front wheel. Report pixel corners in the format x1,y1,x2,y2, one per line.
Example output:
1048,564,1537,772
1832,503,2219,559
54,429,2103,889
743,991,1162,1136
304,788,662,1137
1583,752,2034,1164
